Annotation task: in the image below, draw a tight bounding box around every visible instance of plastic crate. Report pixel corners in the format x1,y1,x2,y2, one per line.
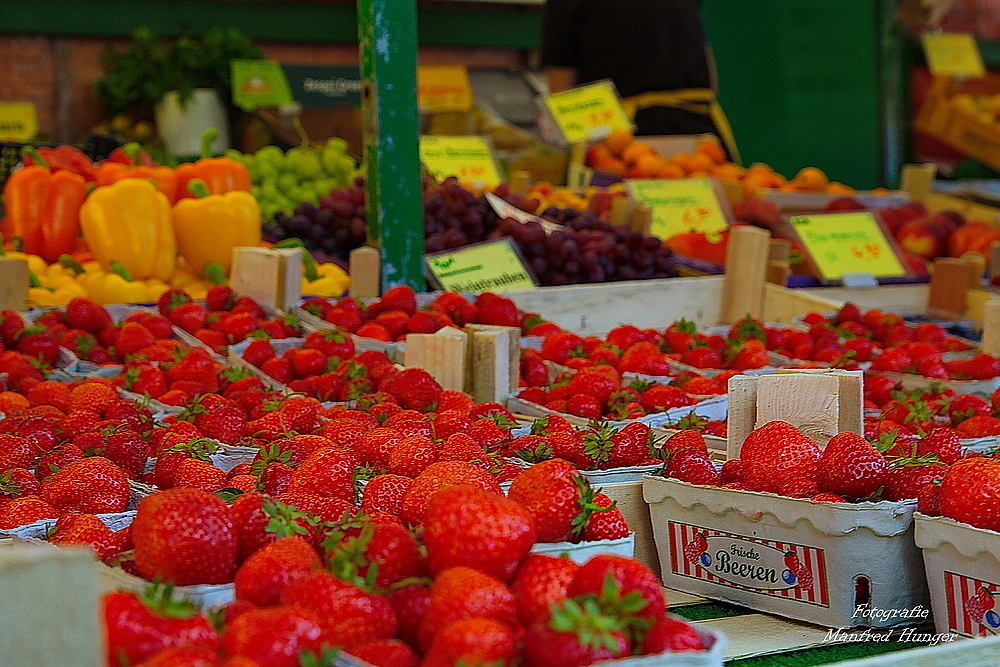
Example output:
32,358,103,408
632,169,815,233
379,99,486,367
915,75,1000,173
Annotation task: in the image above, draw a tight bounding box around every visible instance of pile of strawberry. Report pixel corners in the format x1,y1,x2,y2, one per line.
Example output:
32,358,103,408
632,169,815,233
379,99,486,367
112,347,259,406
0,380,154,532
792,304,998,381
99,478,708,666
157,287,303,355
516,363,712,421
509,415,658,471
657,419,968,508
531,318,774,376
923,456,1000,533
302,286,542,343
862,378,1000,440
0,299,185,370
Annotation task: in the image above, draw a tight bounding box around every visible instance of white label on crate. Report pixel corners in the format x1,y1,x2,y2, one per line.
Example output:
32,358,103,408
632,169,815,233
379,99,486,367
668,521,829,607
944,571,1000,638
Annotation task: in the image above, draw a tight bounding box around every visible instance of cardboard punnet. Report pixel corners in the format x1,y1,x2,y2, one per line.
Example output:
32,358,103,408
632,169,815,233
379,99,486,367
914,513,1000,638
531,534,635,564
643,475,928,628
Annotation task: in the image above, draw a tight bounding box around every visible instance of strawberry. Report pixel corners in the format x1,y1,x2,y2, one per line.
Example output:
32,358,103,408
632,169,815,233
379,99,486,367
0,433,40,472
681,345,723,369
287,448,356,503
720,459,745,485
583,492,630,541
619,341,669,375
541,332,585,364
347,639,420,667
641,615,706,654
280,570,397,647
379,368,443,412
132,487,237,585
416,565,517,652
939,457,1000,532
242,339,276,368
522,599,630,667
916,426,961,464
205,285,236,311
511,553,580,626
65,297,112,333
48,512,121,561
422,484,535,580
399,461,501,526
916,482,942,516
662,447,719,486
508,459,586,542
40,456,130,514
956,415,1000,438
173,458,228,492
742,423,820,495
114,322,158,358
0,467,39,498
374,284,417,316
568,553,666,623
0,495,59,529
0,310,26,347
817,431,887,499
89,426,149,480
103,585,217,667
386,435,439,478
883,459,949,501
15,328,60,366
361,474,412,517
234,537,321,607
325,518,425,588
423,618,517,667
220,606,327,667
567,393,602,419
121,365,168,398
662,429,708,455
638,383,694,412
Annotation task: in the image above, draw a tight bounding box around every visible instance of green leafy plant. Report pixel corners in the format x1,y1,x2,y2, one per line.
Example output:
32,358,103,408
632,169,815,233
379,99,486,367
94,27,263,116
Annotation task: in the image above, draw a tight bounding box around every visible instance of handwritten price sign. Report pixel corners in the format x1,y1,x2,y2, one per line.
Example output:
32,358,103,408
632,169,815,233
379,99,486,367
545,80,632,144
790,212,906,280
921,33,985,78
419,136,501,188
626,178,729,239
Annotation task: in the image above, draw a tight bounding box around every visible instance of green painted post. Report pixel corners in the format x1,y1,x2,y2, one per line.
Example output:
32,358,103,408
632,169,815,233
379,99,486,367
358,0,426,292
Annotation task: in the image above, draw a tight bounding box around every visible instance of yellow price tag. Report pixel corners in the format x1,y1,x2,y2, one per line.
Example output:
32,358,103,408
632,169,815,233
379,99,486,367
922,33,985,78
0,102,38,141
426,239,536,293
417,66,474,113
626,178,729,239
790,212,907,280
419,135,502,187
545,80,632,144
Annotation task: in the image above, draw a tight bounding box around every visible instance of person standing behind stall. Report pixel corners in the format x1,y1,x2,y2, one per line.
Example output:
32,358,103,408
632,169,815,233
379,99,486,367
540,0,739,162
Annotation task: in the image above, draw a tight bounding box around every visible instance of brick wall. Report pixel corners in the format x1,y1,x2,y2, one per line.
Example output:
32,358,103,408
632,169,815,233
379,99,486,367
0,35,524,144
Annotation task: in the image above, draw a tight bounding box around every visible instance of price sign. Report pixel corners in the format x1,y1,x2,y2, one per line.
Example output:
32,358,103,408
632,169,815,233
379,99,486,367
417,66,474,113
0,102,37,141
544,80,632,144
231,60,295,111
419,136,502,187
790,212,907,280
425,239,536,293
626,178,729,239
921,33,985,78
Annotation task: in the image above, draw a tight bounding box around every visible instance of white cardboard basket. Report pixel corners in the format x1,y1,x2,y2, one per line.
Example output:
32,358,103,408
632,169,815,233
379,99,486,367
643,475,928,629
914,513,1000,638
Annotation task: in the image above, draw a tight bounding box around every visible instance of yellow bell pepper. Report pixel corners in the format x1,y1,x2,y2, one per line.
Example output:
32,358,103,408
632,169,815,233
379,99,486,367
301,262,351,298
171,178,260,277
80,179,176,282
86,263,150,304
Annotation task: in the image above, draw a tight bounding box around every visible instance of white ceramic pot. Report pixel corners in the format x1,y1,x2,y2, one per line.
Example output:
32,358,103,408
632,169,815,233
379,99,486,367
154,88,231,157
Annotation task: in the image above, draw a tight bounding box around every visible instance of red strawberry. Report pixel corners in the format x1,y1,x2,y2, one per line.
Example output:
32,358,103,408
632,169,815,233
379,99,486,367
0,495,59,529
379,368,442,412
939,457,1000,532
640,616,706,653
417,565,517,652
103,585,217,667
817,431,887,498
743,423,820,495
361,474,413,517
205,285,236,311
66,297,112,333
583,492,630,541
663,447,719,486
507,459,589,543
347,640,420,667
325,518,425,588
279,570,397,648
132,487,237,585
916,482,942,516
522,599,630,667
422,484,535,581
567,553,666,622
115,322,157,357
423,617,517,667
510,553,580,628
40,456,130,514
883,459,949,501
916,426,961,464
48,512,121,561
173,458,227,492
220,606,326,667
234,537,321,607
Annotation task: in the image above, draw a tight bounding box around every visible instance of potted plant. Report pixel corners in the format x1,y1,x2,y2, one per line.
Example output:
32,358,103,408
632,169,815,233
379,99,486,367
94,27,263,157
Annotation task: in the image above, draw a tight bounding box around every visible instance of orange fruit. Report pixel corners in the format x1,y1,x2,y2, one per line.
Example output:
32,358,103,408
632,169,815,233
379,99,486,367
636,154,667,177
670,153,697,174
712,163,745,180
696,141,727,165
621,142,656,166
826,182,856,194
594,157,626,177
688,169,713,178
605,129,634,158
688,152,716,173
792,166,828,191
655,162,686,179
585,145,612,167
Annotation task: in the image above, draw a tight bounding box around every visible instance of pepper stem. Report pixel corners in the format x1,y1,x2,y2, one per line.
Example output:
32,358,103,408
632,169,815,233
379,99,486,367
28,271,42,288
187,178,211,199
200,129,219,159
21,147,50,172
275,238,319,282
58,254,85,275
122,143,143,167
202,262,227,285
110,260,134,282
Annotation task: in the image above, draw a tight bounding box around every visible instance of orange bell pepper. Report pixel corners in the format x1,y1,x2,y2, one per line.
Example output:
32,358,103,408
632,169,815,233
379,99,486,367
94,143,178,203
1,148,88,262
175,129,251,200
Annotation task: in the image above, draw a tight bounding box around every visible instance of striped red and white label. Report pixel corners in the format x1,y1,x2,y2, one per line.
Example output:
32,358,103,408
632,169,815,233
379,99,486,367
667,520,830,607
944,571,1000,637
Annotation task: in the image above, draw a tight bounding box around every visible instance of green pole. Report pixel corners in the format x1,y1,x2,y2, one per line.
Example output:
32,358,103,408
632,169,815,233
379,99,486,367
358,0,426,292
